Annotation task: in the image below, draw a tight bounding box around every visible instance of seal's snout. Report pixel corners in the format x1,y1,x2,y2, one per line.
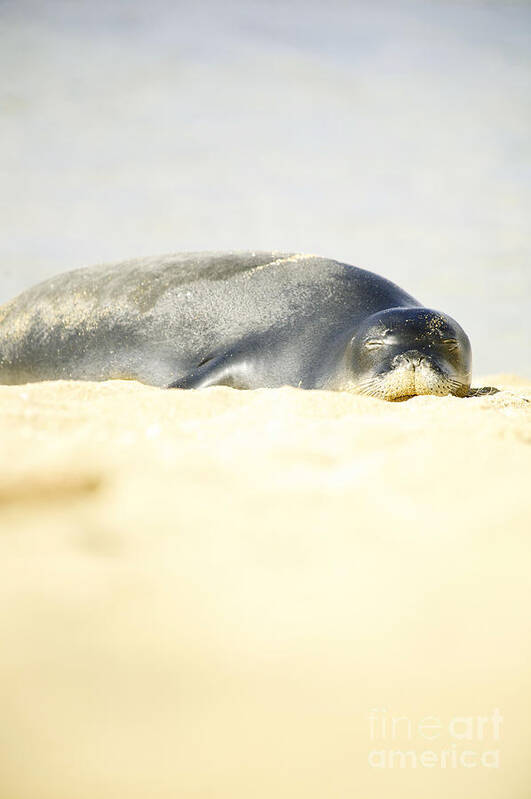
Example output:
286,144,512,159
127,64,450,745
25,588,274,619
392,350,427,369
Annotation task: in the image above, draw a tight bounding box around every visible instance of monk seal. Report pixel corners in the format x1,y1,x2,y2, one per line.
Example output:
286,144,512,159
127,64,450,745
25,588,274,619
0,251,471,400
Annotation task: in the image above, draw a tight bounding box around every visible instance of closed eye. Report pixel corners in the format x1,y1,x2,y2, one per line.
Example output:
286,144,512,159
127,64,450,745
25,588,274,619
365,339,385,349
443,339,459,351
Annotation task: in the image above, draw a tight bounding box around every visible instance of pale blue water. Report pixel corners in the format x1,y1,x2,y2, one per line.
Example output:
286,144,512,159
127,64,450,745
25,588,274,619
1,0,530,374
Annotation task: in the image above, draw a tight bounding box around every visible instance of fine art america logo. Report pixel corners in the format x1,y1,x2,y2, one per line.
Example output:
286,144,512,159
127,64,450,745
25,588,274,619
368,708,502,769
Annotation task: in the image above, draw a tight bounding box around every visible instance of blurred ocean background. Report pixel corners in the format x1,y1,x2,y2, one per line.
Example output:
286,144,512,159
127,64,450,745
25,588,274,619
1,0,529,374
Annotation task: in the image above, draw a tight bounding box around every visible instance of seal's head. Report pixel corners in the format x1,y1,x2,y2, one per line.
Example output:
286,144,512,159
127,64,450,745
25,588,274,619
349,308,471,400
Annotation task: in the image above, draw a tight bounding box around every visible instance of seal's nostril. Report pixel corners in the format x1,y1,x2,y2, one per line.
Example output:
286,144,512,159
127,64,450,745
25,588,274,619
394,350,426,369
392,354,404,368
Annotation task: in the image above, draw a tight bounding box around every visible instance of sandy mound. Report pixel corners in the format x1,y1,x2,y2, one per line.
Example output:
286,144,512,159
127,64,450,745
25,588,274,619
0,376,530,798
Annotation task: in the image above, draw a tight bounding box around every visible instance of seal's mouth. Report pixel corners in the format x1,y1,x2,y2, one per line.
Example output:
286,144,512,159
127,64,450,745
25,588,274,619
356,363,469,401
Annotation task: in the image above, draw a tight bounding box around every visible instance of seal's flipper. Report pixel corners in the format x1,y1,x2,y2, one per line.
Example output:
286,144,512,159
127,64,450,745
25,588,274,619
466,386,500,397
168,353,253,390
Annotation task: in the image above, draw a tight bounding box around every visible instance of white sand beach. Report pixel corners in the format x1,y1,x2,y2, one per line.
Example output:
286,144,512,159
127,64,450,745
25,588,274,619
1,1,530,794
0,376,529,797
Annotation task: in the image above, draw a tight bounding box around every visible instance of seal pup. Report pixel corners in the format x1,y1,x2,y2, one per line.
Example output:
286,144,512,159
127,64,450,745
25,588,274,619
0,252,471,400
